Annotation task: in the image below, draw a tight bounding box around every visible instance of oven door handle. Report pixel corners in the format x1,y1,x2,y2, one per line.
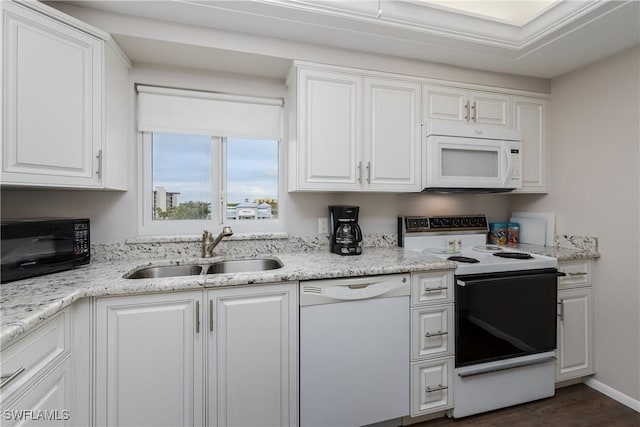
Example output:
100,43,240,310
457,355,557,378
457,271,558,287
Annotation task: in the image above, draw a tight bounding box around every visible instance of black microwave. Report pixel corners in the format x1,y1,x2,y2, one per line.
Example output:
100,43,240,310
1,218,90,283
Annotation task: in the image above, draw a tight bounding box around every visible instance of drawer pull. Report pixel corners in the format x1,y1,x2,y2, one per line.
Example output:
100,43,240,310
426,384,447,393
1,367,25,389
567,272,587,277
425,330,448,338
424,286,447,292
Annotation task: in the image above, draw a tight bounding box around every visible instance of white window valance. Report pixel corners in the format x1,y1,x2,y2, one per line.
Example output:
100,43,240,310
137,85,283,139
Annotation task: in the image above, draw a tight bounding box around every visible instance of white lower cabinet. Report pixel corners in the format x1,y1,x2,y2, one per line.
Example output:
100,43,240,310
94,284,298,427
409,270,455,417
411,357,454,416
556,286,594,381
0,309,72,427
411,305,453,360
1,357,72,427
95,291,204,427
207,284,298,427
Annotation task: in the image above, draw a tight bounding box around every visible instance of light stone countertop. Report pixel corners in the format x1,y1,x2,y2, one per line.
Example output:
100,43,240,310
0,243,600,348
0,248,455,347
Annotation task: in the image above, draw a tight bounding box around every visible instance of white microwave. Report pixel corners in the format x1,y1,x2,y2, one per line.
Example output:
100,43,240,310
422,121,522,193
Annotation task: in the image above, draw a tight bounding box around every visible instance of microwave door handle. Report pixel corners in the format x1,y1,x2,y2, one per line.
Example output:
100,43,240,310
501,145,512,187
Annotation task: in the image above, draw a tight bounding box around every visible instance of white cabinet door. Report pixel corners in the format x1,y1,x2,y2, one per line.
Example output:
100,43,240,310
294,68,362,190
2,2,102,188
423,85,467,122
423,84,510,126
95,292,204,427
512,96,549,193
411,357,454,417
364,78,421,191
469,91,510,126
411,305,454,360
208,283,297,427
1,357,72,427
557,287,594,381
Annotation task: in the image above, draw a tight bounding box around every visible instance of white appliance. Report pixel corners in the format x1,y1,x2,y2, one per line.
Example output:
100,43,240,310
423,121,522,192
399,215,558,418
299,275,410,427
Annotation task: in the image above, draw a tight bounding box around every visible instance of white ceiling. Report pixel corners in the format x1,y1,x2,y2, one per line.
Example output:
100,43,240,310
58,0,640,79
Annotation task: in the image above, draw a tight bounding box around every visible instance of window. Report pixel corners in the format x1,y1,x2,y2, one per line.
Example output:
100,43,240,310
137,86,283,235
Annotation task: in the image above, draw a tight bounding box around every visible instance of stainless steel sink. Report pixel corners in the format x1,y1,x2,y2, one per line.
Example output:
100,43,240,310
206,258,283,274
125,258,283,279
125,265,203,279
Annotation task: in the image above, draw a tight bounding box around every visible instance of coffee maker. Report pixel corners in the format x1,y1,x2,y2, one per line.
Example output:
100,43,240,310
329,205,363,255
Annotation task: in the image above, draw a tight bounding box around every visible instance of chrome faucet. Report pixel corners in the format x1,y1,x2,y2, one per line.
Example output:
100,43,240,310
202,226,233,258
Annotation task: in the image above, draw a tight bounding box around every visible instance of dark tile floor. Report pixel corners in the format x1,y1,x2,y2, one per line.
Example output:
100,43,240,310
414,384,640,427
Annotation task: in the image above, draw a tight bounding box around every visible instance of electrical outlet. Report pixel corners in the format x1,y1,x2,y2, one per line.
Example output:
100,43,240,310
318,217,328,234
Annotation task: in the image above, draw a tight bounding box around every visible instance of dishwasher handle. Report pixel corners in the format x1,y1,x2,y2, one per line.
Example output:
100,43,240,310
300,274,410,306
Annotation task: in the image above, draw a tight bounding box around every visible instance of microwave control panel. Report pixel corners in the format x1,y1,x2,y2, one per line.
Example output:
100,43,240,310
510,148,521,179
74,222,90,256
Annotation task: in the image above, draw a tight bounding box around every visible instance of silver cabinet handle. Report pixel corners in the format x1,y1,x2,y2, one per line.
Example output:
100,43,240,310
426,384,447,393
195,300,200,333
96,149,103,179
1,367,25,389
357,161,362,183
557,300,564,321
425,330,447,338
366,161,371,184
424,286,448,292
464,101,470,120
568,272,587,276
471,102,477,122
209,300,214,332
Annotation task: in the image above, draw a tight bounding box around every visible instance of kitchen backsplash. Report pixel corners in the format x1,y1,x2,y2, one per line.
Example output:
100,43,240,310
92,233,596,262
91,234,398,262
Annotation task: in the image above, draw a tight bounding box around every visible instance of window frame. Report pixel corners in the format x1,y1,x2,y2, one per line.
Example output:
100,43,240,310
139,132,285,236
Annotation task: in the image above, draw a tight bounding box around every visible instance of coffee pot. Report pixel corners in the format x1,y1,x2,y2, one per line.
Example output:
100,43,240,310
329,205,363,255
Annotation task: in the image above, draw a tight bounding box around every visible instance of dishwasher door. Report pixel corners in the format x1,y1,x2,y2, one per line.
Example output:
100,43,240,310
300,275,410,427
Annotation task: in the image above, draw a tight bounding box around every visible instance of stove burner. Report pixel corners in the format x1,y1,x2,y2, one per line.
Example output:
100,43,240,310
448,256,480,263
492,252,533,260
472,245,504,253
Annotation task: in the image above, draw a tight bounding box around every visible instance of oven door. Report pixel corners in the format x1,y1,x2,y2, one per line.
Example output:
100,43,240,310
1,221,75,283
455,268,557,368
424,136,521,189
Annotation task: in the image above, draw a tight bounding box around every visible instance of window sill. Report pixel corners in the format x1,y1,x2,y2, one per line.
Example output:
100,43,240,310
126,232,289,244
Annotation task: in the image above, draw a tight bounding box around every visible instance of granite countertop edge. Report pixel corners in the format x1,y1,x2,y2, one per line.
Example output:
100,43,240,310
0,245,599,348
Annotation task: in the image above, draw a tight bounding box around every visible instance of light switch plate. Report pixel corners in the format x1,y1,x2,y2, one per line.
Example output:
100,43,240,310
318,217,328,234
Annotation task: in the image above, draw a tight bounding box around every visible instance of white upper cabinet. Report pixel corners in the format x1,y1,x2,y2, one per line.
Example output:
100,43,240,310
423,84,510,127
512,96,550,193
288,63,421,192
364,77,421,191
290,67,362,191
1,1,130,190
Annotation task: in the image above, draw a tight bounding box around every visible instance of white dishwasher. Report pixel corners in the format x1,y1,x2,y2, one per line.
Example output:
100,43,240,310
300,274,410,427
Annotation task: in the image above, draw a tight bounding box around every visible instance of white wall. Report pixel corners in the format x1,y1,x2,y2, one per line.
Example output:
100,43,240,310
1,53,540,243
513,46,640,401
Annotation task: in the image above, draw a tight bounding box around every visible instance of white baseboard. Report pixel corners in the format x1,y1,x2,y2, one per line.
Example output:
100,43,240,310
583,378,640,412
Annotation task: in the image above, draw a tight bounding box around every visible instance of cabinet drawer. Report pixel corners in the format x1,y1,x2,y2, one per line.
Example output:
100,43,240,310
0,309,69,399
411,305,454,360
411,271,453,306
558,261,591,288
1,356,71,426
411,357,454,417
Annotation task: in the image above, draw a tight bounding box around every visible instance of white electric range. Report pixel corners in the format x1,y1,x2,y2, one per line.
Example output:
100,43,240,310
399,215,559,418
